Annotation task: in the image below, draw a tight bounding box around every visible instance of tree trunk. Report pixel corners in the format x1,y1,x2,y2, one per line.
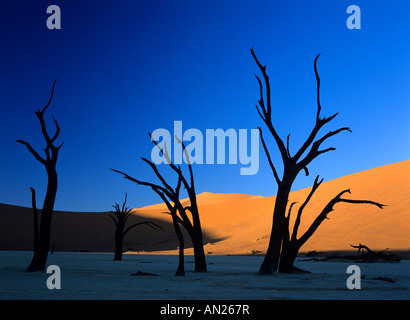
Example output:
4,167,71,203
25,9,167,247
259,181,292,274
192,233,207,272
173,216,185,276
114,235,124,261
278,242,299,273
114,224,124,261
26,169,57,272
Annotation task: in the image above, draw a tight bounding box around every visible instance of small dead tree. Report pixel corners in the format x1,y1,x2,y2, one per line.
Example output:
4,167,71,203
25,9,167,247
17,79,63,272
109,193,163,261
251,49,383,274
280,176,385,272
349,243,401,262
111,134,207,273
123,173,186,276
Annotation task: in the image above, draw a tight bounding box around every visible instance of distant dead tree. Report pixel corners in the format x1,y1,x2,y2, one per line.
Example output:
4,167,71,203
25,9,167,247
111,134,207,273
109,193,163,261
250,49,384,274
16,79,63,272
348,243,401,262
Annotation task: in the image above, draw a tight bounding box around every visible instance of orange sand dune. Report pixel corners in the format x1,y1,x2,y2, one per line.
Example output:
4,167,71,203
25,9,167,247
134,160,410,255
0,161,409,256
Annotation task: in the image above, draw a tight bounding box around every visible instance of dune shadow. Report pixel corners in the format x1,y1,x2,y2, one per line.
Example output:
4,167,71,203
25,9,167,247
0,203,225,253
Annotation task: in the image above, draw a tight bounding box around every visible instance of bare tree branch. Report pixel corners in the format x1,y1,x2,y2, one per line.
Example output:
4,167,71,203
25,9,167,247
302,166,309,176
283,201,298,244
108,214,118,226
250,48,288,162
298,189,385,246
316,127,352,146
174,135,205,240
16,140,46,165
255,104,265,122
314,54,322,120
122,193,128,213
149,132,192,193
338,198,386,209
258,127,281,185
109,168,172,198
18,79,63,167
50,116,60,144
286,201,298,220
292,55,345,164
154,183,191,231
148,132,172,164
34,79,58,147
286,134,291,158
291,175,323,242
254,74,267,119
40,78,57,115
175,135,195,193
297,127,352,170
123,221,164,237
250,49,271,117
141,157,175,195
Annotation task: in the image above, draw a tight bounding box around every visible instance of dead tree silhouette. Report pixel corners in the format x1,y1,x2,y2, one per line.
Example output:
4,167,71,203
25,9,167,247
280,178,385,272
110,134,207,273
109,193,163,261
16,79,63,272
250,49,384,274
347,243,401,262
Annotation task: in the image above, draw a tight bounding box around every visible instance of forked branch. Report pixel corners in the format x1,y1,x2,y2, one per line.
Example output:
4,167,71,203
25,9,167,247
291,175,323,242
292,55,350,169
17,79,63,164
34,79,60,147
250,48,288,163
149,133,191,193
297,189,385,246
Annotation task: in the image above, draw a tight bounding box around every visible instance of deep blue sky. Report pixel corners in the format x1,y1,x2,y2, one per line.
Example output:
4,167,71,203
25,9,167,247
0,0,409,212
